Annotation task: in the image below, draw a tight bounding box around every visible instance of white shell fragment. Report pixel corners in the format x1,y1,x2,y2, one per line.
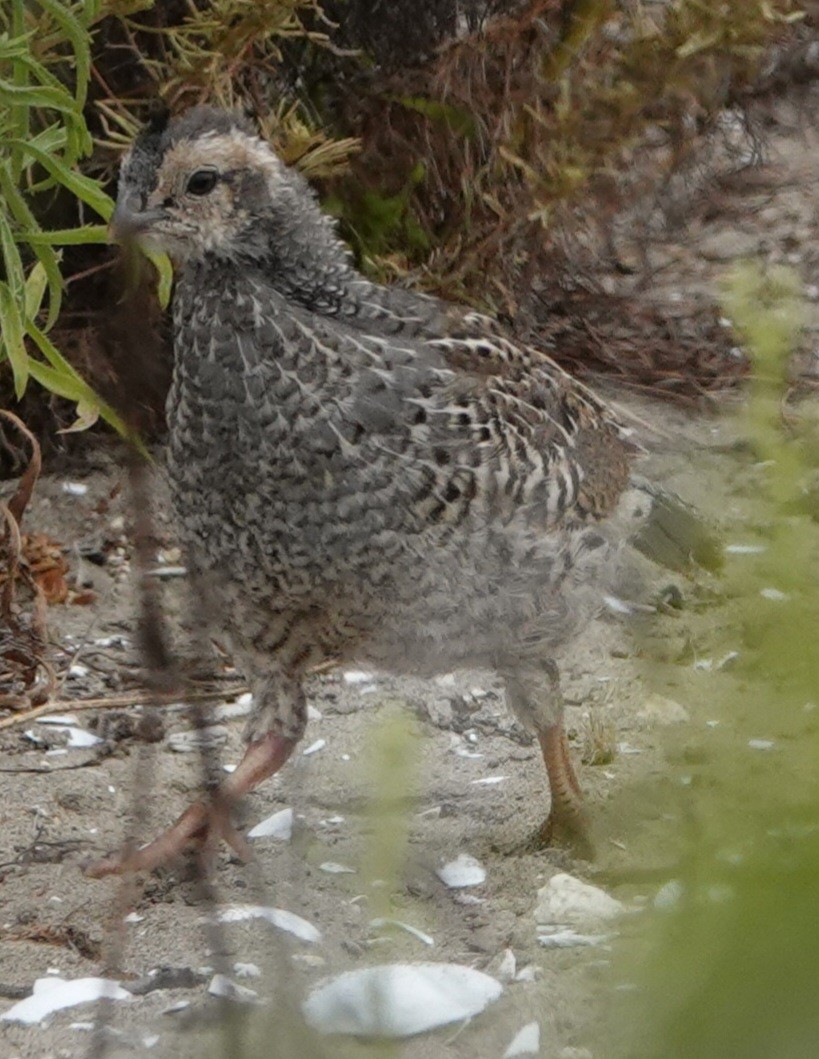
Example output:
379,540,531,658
504,1022,541,1057
725,543,766,555
167,726,228,753
748,739,775,751
436,854,486,889
302,963,502,1037
343,670,374,685
471,776,508,786
33,720,102,747
207,974,258,1003
247,807,293,841
534,874,623,927
537,928,609,949
760,587,789,602
319,862,356,874
213,693,254,721
487,948,516,982
1,976,133,1025
653,880,684,910
370,918,434,947
215,905,321,943
62,481,88,496
302,738,326,756
64,727,103,748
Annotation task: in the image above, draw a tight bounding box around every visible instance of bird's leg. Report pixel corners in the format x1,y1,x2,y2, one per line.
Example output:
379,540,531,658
538,719,592,856
84,732,297,878
503,663,592,857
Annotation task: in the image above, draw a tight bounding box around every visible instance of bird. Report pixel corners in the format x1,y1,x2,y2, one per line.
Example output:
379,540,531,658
87,105,685,876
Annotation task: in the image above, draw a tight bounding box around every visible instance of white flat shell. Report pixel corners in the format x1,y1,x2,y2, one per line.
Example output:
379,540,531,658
436,854,486,888
247,807,293,841
303,962,502,1037
1,976,133,1025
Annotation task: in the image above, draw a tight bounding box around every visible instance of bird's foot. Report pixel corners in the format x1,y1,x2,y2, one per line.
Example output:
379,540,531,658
83,796,252,878
537,806,595,861
84,731,297,879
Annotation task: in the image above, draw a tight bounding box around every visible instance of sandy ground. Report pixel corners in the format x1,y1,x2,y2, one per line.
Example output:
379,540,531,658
1,88,818,1059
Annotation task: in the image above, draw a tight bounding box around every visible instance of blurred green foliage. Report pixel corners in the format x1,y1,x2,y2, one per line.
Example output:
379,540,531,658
610,262,819,1059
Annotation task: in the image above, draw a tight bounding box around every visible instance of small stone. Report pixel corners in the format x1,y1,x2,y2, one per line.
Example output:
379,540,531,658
637,694,689,725
436,854,486,888
534,873,623,927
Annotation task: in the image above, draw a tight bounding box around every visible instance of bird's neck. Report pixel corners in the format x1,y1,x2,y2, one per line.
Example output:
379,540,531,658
251,173,445,337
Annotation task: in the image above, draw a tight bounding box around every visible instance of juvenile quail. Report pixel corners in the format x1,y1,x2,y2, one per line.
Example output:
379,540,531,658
91,106,641,876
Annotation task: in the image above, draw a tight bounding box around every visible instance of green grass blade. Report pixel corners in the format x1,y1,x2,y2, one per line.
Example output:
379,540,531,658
25,320,143,449
34,0,91,107
0,280,30,397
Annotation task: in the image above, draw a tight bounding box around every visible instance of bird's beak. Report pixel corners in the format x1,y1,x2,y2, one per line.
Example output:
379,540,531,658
108,199,165,243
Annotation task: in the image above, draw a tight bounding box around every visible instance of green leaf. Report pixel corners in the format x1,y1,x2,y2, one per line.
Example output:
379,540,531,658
143,247,174,308
24,261,49,321
0,78,78,115
26,320,143,449
0,207,25,296
57,397,100,433
0,281,29,398
34,0,91,107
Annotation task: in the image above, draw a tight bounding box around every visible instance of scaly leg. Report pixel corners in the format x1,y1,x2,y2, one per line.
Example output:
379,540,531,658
85,732,297,878
538,719,592,857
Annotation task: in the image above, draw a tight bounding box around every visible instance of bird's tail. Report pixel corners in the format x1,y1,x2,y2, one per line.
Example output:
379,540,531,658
620,477,723,574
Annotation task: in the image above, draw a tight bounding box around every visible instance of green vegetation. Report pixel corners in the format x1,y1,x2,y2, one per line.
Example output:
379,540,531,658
609,264,819,1058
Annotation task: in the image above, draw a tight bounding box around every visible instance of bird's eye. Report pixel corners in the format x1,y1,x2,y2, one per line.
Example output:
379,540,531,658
186,170,218,196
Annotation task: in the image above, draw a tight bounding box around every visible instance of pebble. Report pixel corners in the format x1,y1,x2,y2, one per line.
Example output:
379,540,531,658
637,693,689,725
534,873,623,927
436,854,486,888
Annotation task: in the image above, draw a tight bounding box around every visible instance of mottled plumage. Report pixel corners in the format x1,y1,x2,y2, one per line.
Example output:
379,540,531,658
91,106,643,875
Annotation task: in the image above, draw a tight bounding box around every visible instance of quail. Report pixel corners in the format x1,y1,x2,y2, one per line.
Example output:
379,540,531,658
90,105,654,876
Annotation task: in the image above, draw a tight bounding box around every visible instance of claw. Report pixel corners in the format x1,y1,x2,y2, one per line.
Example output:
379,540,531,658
85,732,297,878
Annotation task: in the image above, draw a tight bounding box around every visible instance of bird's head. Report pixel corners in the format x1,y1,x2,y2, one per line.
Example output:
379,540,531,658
111,106,290,264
